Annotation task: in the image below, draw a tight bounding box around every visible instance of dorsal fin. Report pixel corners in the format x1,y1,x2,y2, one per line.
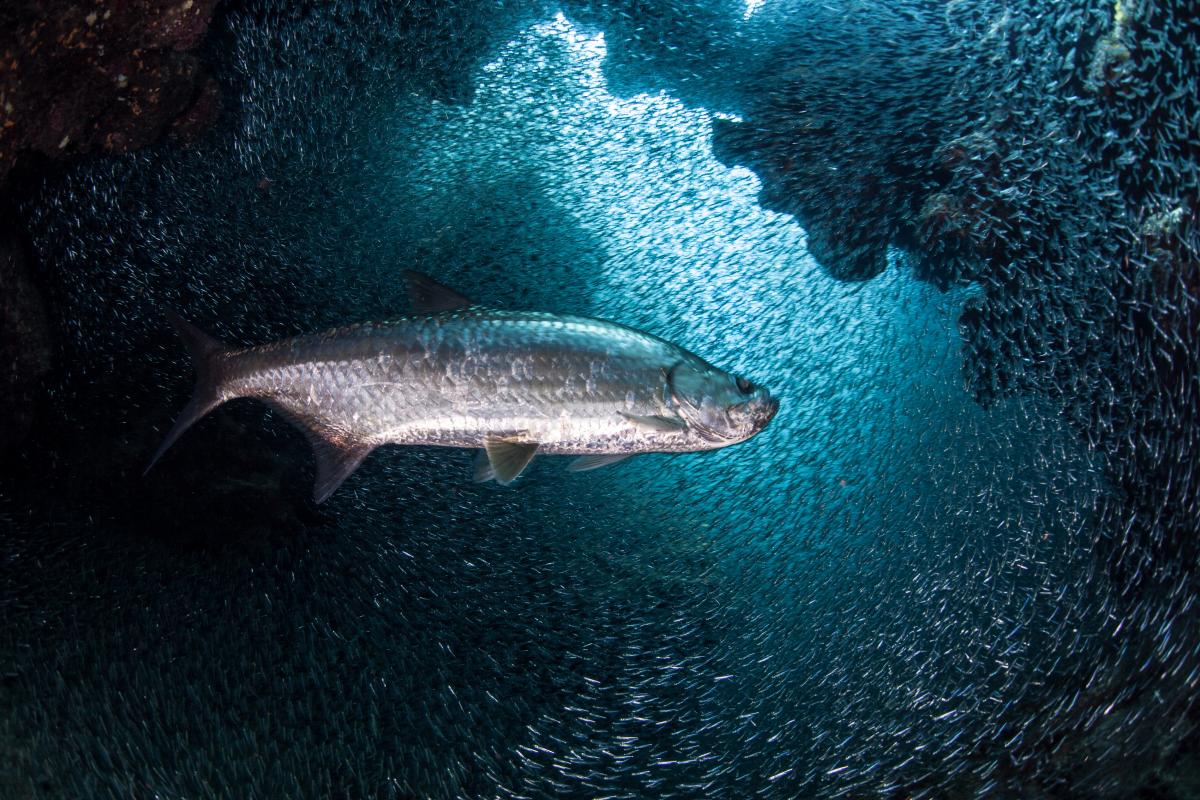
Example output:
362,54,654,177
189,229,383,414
403,270,475,313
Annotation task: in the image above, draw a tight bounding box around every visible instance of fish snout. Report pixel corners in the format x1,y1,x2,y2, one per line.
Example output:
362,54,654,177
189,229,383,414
720,388,778,442
763,394,780,424
752,392,780,432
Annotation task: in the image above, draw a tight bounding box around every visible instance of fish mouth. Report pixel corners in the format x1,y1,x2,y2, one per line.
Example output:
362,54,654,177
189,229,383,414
761,396,780,425
746,395,779,435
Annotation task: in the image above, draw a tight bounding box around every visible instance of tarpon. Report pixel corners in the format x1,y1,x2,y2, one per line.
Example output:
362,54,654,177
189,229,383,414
146,271,779,502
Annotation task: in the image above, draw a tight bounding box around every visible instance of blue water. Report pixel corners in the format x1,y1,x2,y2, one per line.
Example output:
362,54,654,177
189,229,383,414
3,2,1196,798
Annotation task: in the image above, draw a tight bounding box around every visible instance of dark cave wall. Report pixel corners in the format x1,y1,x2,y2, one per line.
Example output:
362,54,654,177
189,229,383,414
0,0,223,457
0,225,53,455
0,0,221,185
712,2,1200,788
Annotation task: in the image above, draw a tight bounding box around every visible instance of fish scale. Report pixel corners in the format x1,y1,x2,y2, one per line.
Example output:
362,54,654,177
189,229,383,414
145,271,777,501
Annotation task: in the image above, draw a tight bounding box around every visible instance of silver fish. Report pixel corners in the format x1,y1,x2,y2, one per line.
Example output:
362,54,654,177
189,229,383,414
146,271,779,502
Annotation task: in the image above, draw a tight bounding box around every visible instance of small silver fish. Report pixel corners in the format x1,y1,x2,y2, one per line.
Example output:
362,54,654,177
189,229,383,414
146,271,778,502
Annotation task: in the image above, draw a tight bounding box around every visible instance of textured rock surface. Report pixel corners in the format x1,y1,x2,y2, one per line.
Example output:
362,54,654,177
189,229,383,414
710,3,955,282
593,4,1200,789
0,0,220,187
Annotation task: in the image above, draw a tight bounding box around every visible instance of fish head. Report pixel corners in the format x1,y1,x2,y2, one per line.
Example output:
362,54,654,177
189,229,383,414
666,360,779,445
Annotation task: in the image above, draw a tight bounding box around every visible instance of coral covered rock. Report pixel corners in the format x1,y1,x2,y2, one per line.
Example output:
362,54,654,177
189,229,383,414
0,0,221,187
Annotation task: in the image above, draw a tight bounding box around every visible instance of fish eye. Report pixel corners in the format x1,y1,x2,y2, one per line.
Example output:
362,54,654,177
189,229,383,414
735,376,754,395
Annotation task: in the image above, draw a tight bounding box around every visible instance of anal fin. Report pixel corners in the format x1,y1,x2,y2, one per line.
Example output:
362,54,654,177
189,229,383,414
312,439,375,504
265,401,375,503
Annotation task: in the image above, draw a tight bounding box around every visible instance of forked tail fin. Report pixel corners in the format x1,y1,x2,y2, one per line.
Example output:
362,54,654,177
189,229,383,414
144,311,231,474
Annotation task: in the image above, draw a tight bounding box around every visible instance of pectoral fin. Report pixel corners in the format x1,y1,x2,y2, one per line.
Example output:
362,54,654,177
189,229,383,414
473,449,495,482
483,437,539,485
619,412,686,433
567,453,633,472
